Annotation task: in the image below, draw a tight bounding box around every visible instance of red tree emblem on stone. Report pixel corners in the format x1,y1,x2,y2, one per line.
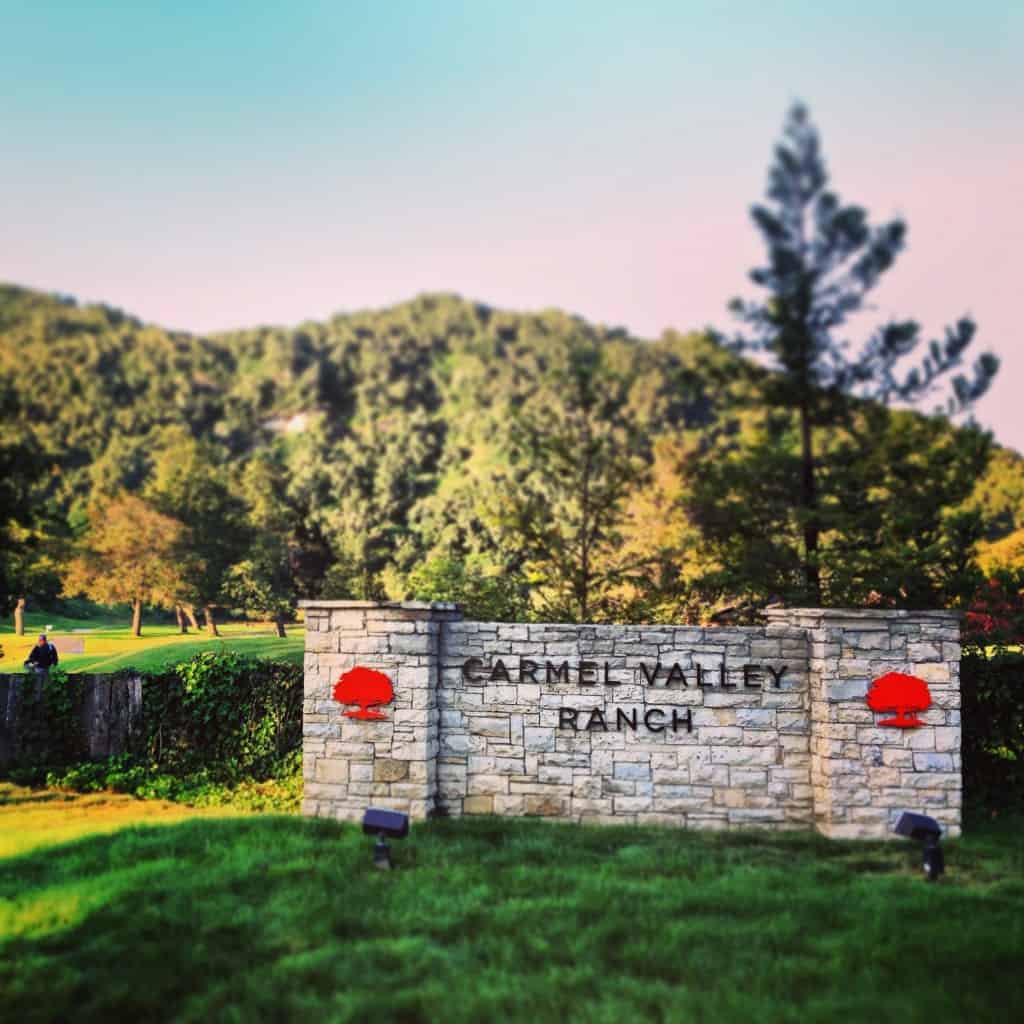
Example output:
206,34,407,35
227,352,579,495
866,672,931,728
333,666,394,720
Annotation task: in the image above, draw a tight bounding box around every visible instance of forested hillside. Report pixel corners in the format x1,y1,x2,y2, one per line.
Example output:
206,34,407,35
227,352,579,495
1,282,1021,625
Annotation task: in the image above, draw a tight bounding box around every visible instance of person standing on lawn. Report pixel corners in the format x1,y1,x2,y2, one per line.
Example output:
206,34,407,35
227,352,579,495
24,634,58,679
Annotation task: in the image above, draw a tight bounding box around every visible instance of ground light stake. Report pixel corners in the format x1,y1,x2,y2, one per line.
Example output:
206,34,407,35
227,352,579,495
894,812,945,882
362,807,409,870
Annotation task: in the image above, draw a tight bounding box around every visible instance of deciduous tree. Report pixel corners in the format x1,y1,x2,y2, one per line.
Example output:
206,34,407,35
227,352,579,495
145,431,251,635
64,494,189,635
499,336,650,621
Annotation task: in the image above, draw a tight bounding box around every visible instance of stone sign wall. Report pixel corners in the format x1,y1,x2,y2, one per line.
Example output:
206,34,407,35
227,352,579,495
301,602,962,839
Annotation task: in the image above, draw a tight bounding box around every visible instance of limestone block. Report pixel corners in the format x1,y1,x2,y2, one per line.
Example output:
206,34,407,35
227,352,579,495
690,762,730,786
390,635,433,655
468,715,510,739
826,679,869,701
468,773,510,795
396,665,432,687
913,663,951,683
882,747,914,767
836,707,874,724
736,708,776,729
304,781,347,801
777,713,810,733
857,727,899,746
493,794,526,815
569,774,601,797
543,753,589,769
524,795,568,816
907,729,936,750
742,730,780,748
315,759,349,784
341,719,392,743
865,766,902,787
614,795,654,813
392,709,430,728
698,727,744,746
374,759,410,783
913,752,955,772
518,727,553,755
602,775,636,796
440,733,471,756
729,768,768,787
485,684,520,704
710,746,777,766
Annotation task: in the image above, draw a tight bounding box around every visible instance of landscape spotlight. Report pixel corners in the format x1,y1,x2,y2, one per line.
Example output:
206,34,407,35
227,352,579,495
362,807,409,870
894,811,945,882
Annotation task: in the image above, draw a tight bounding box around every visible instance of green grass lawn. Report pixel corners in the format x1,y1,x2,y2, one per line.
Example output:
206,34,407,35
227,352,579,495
0,611,303,672
1,787,1022,1024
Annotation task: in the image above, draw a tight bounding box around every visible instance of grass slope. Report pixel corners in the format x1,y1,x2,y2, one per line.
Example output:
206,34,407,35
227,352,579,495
1,791,1022,1024
0,616,303,673
0,783,247,859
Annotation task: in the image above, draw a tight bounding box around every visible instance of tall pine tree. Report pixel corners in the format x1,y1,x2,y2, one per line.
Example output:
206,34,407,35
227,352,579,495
689,104,998,609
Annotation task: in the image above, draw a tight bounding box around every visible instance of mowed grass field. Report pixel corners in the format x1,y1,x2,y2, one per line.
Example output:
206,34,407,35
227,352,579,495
1,783,1022,1024
0,782,249,860
0,611,303,673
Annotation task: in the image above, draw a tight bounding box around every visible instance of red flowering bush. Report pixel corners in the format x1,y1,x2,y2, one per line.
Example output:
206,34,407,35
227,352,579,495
964,572,1024,649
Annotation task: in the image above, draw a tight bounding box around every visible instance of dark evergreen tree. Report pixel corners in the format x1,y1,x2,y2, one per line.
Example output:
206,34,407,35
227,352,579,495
690,104,999,608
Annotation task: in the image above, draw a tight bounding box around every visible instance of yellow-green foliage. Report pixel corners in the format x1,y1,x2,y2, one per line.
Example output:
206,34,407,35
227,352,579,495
978,527,1024,574
2,284,1021,622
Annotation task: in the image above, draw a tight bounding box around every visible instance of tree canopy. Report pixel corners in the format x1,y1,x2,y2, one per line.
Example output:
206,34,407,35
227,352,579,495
0,104,1017,626
63,494,190,635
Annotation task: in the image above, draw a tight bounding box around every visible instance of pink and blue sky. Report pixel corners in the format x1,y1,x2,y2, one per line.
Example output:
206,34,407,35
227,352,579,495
2,1,1021,450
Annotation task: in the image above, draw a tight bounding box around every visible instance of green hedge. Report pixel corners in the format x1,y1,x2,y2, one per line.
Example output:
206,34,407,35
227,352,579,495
5,652,302,785
962,649,1024,810
140,651,302,781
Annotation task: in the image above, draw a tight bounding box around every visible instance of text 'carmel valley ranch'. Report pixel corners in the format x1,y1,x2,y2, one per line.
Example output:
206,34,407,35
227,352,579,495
460,657,790,689
461,657,791,734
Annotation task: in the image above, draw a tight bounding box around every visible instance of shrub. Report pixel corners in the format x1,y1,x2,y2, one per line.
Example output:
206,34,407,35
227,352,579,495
5,653,303,810
142,651,302,781
961,648,1024,811
44,749,303,812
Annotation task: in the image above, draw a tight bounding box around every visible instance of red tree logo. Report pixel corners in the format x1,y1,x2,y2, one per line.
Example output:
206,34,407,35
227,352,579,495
333,666,394,720
866,671,931,728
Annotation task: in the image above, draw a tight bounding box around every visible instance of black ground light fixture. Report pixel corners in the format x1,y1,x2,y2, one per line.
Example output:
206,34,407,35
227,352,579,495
362,807,410,870
894,812,945,882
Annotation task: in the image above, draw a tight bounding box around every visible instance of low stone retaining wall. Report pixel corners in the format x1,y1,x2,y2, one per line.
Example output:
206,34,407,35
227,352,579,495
0,673,143,770
301,603,962,840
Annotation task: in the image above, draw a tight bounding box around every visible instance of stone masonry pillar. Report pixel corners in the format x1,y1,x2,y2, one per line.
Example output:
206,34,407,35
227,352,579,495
300,600,461,822
768,608,961,839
